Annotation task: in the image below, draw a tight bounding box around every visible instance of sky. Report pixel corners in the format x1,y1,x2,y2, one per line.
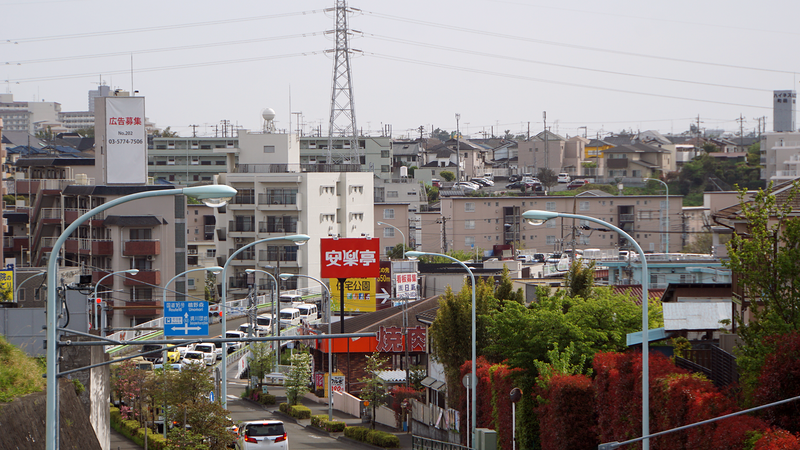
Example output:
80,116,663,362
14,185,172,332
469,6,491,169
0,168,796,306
2,0,799,140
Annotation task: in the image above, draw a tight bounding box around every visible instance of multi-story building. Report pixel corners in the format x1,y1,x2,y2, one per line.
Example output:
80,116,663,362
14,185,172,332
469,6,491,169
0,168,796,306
375,203,411,257
761,131,800,183
148,136,231,184
603,143,671,181
0,94,62,134
436,190,682,255
214,130,374,295
186,204,218,301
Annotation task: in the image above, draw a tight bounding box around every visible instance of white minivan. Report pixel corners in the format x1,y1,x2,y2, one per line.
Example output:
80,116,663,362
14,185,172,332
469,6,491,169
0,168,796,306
295,303,318,323
279,308,301,329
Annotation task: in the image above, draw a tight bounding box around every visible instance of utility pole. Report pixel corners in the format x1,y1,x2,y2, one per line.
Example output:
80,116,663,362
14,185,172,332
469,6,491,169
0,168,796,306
189,124,198,138
417,126,424,140
543,111,549,172
441,216,448,253
327,0,360,165
737,114,746,150
455,113,461,182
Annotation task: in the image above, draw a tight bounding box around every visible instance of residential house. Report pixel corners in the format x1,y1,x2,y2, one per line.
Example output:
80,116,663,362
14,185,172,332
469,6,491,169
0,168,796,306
603,142,672,181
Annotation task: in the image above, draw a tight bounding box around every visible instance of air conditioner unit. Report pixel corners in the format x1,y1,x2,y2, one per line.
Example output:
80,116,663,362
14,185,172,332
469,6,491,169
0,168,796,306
147,255,154,261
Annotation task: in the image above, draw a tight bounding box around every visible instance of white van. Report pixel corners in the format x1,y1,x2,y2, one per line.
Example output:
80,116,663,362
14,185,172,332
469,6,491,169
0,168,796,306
256,315,273,334
279,308,301,329
279,293,303,306
295,303,318,322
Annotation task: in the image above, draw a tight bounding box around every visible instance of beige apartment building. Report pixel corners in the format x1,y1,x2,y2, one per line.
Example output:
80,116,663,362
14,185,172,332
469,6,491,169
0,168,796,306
374,203,411,257
437,190,681,255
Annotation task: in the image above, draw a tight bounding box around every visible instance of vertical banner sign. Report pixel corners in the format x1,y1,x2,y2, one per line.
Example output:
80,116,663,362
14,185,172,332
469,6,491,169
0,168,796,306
330,278,376,313
0,268,14,303
395,272,418,300
376,261,392,310
320,238,381,279
105,97,147,184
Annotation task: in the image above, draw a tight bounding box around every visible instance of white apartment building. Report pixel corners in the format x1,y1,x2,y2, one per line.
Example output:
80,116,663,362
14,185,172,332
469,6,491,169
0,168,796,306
0,94,62,134
761,131,800,183
215,130,374,294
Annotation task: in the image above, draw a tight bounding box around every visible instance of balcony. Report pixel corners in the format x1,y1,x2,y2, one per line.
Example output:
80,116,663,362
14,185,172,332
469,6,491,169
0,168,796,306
3,236,29,253
123,240,160,256
607,159,629,169
64,208,89,224
123,270,161,286
228,248,255,261
122,300,160,317
92,270,113,286
619,214,635,222
65,238,91,254
228,220,256,233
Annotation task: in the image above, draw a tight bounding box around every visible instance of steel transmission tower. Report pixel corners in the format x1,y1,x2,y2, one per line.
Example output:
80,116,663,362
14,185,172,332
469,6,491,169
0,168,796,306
326,0,361,165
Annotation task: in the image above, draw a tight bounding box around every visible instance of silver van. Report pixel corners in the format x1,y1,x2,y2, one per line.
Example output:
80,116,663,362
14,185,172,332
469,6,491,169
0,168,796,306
279,308,301,329
295,303,318,322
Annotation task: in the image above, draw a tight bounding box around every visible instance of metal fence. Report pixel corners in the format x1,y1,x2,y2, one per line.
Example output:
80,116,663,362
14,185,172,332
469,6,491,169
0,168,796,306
412,436,469,450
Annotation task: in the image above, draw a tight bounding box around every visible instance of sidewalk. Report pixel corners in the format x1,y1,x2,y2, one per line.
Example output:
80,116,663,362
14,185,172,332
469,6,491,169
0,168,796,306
109,427,144,450
264,386,413,449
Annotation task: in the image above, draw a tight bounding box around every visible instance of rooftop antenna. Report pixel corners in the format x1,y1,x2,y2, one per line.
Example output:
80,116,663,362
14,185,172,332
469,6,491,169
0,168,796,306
326,0,362,165
262,108,276,133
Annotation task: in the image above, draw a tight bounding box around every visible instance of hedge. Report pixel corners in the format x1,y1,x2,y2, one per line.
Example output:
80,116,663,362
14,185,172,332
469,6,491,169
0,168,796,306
344,426,400,448
109,407,167,450
289,404,312,419
311,414,346,432
279,402,289,414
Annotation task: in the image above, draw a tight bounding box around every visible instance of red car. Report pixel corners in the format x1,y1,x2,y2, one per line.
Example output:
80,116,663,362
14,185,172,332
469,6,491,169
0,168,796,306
567,179,590,190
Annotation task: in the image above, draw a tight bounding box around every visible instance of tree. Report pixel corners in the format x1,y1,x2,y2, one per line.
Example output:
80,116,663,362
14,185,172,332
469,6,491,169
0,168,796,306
565,259,595,299
681,232,714,254
431,128,450,141
74,127,94,138
35,126,54,142
408,166,418,177
387,243,412,260
284,352,312,405
439,170,455,182
247,343,275,390
425,184,439,203
723,181,800,394
152,126,179,138
359,352,390,429
205,273,217,302
537,168,558,190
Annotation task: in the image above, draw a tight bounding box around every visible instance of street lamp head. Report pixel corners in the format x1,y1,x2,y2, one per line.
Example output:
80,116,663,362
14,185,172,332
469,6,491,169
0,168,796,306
287,234,311,246
182,184,237,208
377,221,385,226
245,269,255,274
405,251,427,260
521,210,559,226
126,269,139,276
279,273,295,280
205,266,223,274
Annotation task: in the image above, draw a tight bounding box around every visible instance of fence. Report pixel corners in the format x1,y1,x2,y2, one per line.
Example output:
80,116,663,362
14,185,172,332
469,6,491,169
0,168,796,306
333,390,362,418
375,405,397,429
412,436,469,450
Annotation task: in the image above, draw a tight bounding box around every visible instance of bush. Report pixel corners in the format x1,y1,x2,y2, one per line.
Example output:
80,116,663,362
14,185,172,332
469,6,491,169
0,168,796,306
311,414,346,432
110,407,121,426
279,402,289,414
289,404,312,419
366,429,401,448
345,426,370,441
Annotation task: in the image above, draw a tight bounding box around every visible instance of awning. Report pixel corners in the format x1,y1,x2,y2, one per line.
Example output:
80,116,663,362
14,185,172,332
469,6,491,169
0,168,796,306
422,376,446,391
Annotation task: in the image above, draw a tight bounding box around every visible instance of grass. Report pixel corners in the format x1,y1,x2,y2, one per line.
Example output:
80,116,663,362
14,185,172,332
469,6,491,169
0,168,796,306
0,335,46,402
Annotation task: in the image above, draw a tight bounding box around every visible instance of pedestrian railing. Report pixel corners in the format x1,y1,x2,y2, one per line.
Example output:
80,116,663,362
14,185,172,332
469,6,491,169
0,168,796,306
412,436,469,450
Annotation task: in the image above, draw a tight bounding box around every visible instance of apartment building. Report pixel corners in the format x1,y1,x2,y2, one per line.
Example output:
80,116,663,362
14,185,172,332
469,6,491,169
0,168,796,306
761,131,800,183
517,130,566,175
437,190,681,255
148,136,230,184
0,94,62,134
214,130,374,295
186,204,217,301
604,143,671,181
375,203,411,257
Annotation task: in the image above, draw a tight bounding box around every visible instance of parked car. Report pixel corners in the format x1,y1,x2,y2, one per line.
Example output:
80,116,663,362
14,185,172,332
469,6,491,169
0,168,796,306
532,253,546,263
508,174,522,183
471,177,494,187
454,181,479,192
431,178,441,187
279,308,301,329
567,179,589,190
557,173,571,183
235,420,287,450
140,344,180,363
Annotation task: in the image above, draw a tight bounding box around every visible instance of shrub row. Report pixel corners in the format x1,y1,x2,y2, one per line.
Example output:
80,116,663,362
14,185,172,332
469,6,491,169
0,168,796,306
243,388,276,406
109,406,167,450
344,426,400,448
310,414,346,432
289,404,312,419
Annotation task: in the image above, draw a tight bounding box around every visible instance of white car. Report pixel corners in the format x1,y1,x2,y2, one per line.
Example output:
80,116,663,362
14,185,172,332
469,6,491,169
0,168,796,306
256,315,273,334
181,350,208,366
236,420,288,450
557,173,571,183
192,343,217,365
454,181,479,192
225,330,246,353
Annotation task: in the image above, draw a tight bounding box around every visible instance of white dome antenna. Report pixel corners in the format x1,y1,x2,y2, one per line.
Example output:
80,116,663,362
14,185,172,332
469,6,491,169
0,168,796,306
261,108,276,133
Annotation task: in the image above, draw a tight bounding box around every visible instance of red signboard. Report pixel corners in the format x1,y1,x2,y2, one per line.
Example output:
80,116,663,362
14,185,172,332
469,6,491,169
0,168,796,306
375,325,427,353
320,238,381,279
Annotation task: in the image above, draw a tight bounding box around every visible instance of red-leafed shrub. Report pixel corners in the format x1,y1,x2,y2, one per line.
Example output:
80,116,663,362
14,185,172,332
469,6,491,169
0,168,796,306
536,374,596,450
754,428,800,450
458,357,522,450
390,385,423,429
754,331,800,434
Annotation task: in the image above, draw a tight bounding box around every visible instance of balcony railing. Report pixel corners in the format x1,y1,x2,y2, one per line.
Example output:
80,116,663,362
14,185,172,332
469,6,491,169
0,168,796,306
619,213,635,222
123,270,161,286
123,240,161,256
228,220,256,232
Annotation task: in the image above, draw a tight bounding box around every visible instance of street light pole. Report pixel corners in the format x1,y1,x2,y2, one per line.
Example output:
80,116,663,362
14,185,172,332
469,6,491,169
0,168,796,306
279,273,333,421
405,250,476,450
91,269,138,332
644,178,669,253
45,184,236,450
522,210,650,450
377,221,406,258
219,234,310,408
245,268,280,367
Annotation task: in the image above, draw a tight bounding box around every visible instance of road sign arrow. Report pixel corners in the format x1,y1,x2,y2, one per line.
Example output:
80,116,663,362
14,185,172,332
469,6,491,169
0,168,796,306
377,288,390,303
169,324,202,335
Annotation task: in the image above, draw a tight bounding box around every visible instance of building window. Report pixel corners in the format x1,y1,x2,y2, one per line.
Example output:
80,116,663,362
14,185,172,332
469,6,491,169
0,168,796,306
579,201,590,211
465,236,475,247
206,249,216,257
381,165,390,173
384,209,395,219
546,236,557,244
465,202,475,212
387,191,399,198
465,220,475,229
384,228,395,238
546,220,556,228
381,150,390,158
546,202,556,211
263,145,275,153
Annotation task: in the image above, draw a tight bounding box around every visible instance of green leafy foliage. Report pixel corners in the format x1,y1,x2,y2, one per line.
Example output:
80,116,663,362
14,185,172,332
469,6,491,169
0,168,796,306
311,414,346,432
359,352,391,429
439,170,455,182
285,352,312,405
537,168,558,189
247,342,275,389
723,181,800,395
289,404,312,419
0,335,45,402
386,243,412,260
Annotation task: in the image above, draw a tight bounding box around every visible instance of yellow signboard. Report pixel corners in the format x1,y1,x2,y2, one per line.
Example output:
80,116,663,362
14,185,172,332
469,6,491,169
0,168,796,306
0,270,14,302
329,278,376,313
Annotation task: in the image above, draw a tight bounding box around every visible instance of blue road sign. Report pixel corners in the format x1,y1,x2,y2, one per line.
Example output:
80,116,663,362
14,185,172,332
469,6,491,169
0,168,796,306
164,301,209,336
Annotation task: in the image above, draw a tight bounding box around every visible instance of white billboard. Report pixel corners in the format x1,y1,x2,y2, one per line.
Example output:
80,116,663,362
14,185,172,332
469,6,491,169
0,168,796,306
104,97,147,184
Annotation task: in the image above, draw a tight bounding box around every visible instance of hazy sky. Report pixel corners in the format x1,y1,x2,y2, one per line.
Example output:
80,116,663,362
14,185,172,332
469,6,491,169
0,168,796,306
2,0,798,140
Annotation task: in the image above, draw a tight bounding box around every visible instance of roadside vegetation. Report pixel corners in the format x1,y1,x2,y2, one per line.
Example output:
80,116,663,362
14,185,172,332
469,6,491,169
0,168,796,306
0,336,45,402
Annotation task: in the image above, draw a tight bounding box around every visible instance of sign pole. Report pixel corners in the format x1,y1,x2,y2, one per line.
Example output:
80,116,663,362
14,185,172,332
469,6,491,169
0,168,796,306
338,278,346,334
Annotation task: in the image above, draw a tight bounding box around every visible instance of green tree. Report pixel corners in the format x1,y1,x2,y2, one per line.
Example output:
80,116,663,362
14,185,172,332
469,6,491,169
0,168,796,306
747,142,761,166
151,126,179,138
359,352,390,429
35,126,54,142
493,265,524,306
439,170,455,182
565,259,595,299
408,165,418,177
284,352,312,405
723,181,800,395
503,130,514,140
681,232,714,254
387,243,412,260
431,128,450,141
703,142,720,153
425,184,439,203
537,168,558,190
205,273,217,302
247,343,275,390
